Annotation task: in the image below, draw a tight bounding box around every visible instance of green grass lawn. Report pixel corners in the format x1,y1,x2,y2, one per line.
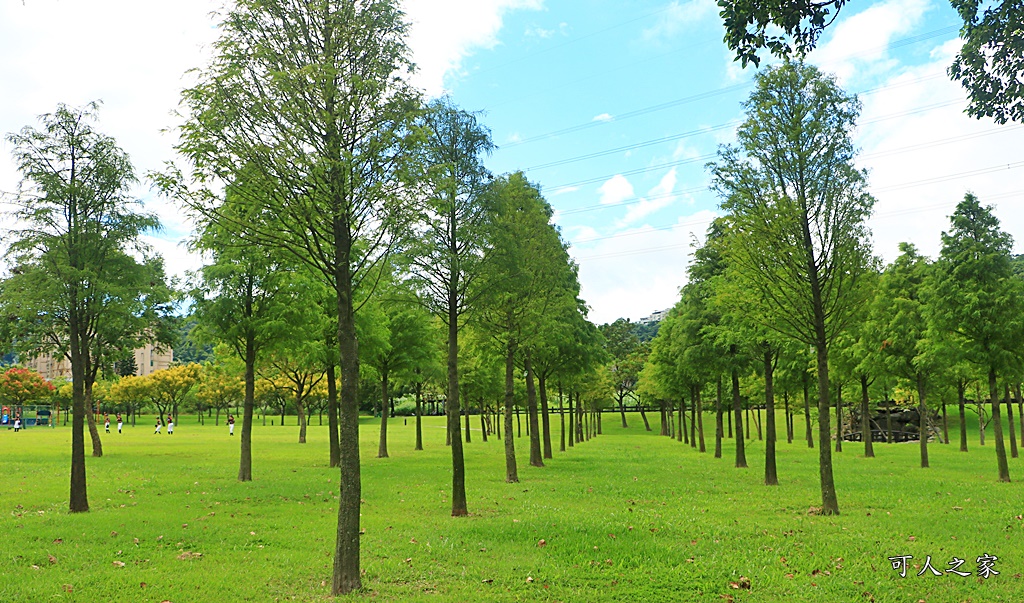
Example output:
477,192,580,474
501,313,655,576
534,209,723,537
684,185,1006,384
1,410,1023,602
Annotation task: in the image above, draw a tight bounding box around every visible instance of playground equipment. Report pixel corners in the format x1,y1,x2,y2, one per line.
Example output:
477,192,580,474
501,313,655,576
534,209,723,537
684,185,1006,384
2,404,54,428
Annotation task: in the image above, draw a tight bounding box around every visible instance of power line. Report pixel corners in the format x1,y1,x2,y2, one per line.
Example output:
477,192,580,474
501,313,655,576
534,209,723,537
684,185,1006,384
546,97,968,195
570,163,1024,254
526,71,952,173
574,188,1024,262
501,24,960,149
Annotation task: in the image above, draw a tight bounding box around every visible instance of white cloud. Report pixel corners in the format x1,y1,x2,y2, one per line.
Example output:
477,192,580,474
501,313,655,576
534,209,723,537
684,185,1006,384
569,210,719,324
0,1,541,285
597,174,636,206
592,113,614,122
811,0,930,84
640,0,718,45
619,168,678,226
404,0,544,96
548,185,580,196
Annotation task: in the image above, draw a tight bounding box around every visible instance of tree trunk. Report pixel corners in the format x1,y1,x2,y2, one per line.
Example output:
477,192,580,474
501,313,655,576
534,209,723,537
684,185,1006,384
1017,383,1024,450
690,391,697,449
85,382,103,458
618,394,628,428
988,367,1011,481
696,385,706,453
332,243,363,594
745,406,750,440
597,408,603,434
239,336,256,482
714,378,723,459
677,396,684,443
763,349,778,486
539,373,552,459
414,380,423,451
69,312,89,513
681,396,689,444
834,383,842,453
525,354,543,467
377,370,389,457
1004,384,1018,458
958,381,968,452
567,388,574,448
860,375,874,458
917,374,928,468
803,372,813,448
447,299,467,516
504,340,518,483
941,396,949,444
297,394,308,444
463,392,471,443
480,405,488,442
732,365,747,468
728,400,733,438
659,403,668,436
558,382,566,452
785,391,793,444
576,393,583,443
639,404,651,431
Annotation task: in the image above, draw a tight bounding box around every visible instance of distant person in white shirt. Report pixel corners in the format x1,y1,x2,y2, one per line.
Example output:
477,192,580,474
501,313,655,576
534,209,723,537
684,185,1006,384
167,416,174,435
154,418,162,434
228,414,235,436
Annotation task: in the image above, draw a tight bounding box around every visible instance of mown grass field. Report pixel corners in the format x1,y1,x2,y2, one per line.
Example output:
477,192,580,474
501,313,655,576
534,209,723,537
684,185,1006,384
1,410,1023,602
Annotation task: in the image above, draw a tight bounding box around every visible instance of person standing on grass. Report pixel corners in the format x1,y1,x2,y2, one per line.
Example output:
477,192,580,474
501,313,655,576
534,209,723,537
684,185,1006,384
167,415,174,435
104,414,110,433
117,414,123,434
154,417,162,434
227,414,235,436
13,416,21,432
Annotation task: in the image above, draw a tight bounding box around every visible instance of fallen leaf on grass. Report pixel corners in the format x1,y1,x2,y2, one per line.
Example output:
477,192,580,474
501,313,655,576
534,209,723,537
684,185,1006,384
482,579,493,584
140,583,147,588
31,565,39,570
537,539,547,547
113,561,126,567
728,576,751,590
404,558,412,563
52,539,62,544
526,576,534,583
176,551,203,561
48,555,57,565
110,531,118,537
62,585,73,593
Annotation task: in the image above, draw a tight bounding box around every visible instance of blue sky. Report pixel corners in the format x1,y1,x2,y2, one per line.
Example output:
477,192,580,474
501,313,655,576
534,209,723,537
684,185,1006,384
1,0,1022,324
430,0,1024,323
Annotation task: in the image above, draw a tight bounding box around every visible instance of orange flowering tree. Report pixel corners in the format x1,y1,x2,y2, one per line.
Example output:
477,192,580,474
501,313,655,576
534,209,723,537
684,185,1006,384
0,367,56,406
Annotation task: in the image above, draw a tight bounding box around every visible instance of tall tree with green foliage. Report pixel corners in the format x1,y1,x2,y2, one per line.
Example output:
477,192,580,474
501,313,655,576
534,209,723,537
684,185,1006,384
407,98,493,515
190,202,303,481
932,194,1023,482
362,287,437,458
710,62,875,515
873,243,943,468
476,172,576,476
600,319,645,429
1,103,164,512
168,1,420,591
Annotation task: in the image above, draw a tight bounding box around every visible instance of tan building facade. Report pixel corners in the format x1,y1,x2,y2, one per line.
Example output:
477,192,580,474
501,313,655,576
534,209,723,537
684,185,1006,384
26,343,173,381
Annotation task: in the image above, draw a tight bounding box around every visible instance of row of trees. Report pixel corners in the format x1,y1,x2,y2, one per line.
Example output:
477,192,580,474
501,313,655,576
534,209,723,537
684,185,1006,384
641,61,1023,517
0,1,623,596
